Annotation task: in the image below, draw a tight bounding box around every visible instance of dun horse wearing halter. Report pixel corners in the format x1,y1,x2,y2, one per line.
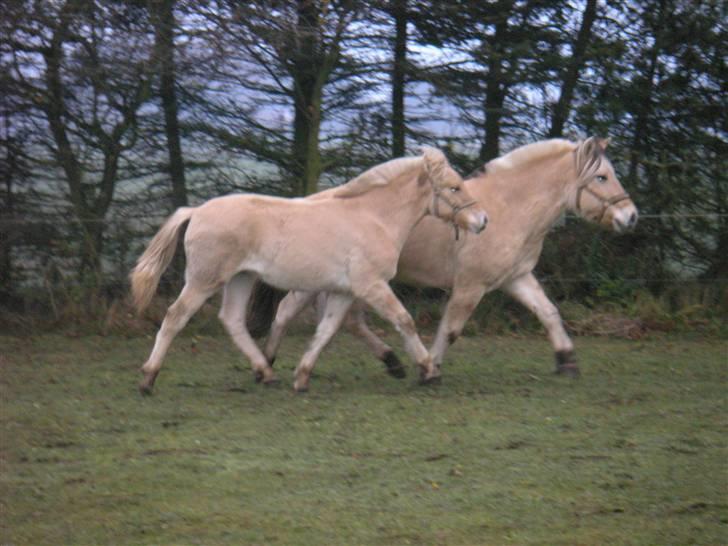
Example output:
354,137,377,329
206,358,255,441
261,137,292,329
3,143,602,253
130,148,488,393
258,137,638,379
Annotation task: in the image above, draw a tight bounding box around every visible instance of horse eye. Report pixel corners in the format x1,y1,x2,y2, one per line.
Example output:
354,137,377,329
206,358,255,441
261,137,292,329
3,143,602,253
450,187,460,193
596,175,607,183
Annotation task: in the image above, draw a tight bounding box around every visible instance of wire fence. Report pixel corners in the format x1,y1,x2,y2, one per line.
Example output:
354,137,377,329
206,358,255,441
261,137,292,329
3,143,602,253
2,213,726,293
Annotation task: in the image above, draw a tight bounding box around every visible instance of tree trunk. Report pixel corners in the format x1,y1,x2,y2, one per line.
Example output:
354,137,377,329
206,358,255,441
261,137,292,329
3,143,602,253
291,0,324,196
153,0,187,289
1,133,16,295
391,0,407,158
153,0,187,208
42,2,154,287
627,0,666,186
479,16,508,162
548,0,597,138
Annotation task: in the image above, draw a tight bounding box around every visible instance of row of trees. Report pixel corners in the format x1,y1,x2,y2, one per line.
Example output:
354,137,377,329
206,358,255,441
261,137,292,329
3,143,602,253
1,0,725,310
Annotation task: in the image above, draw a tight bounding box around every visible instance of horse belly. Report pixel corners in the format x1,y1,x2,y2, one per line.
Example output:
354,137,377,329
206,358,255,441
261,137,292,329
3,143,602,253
245,252,351,293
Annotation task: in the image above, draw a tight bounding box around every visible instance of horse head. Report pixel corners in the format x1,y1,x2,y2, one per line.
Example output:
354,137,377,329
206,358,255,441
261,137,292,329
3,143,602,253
571,137,638,233
422,146,488,235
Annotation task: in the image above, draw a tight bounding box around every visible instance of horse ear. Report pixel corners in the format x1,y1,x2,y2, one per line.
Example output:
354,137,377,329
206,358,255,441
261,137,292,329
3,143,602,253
582,136,596,155
422,146,446,181
597,137,611,151
584,136,604,160
576,137,601,176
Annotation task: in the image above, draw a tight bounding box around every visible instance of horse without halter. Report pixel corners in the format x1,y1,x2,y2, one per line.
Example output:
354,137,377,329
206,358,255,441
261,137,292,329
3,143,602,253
130,147,488,393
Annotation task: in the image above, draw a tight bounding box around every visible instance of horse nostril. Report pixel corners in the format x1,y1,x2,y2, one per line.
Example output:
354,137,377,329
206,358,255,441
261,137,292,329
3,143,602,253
629,212,637,227
478,215,488,232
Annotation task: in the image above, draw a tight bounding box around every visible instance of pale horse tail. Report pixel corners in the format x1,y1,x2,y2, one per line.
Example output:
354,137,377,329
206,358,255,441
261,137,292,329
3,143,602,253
130,207,194,313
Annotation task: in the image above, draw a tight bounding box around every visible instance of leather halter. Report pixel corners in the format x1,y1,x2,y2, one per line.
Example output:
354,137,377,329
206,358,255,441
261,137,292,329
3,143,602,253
575,181,631,224
432,189,477,240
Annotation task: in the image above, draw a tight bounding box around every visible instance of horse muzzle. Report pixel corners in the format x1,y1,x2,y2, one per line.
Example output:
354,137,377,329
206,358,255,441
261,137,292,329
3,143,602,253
610,202,638,233
462,209,488,234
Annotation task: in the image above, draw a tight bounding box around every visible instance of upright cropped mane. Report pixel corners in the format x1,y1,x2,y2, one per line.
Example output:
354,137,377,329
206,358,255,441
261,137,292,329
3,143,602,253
328,157,422,199
485,139,577,173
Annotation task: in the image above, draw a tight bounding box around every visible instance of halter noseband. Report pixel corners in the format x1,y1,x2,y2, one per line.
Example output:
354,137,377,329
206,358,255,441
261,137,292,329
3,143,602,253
575,181,631,224
432,189,477,240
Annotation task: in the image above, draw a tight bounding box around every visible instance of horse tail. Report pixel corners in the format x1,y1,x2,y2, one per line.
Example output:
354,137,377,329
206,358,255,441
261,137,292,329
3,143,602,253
130,207,194,313
246,281,286,338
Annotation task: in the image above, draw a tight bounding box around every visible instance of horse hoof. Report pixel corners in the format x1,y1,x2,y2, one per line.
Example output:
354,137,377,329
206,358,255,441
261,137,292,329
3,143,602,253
254,371,264,383
419,374,442,386
382,351,406,379
555,363,581,378
138,382,154,396
139,370,158,396
294,384,309,394
263,376,281,386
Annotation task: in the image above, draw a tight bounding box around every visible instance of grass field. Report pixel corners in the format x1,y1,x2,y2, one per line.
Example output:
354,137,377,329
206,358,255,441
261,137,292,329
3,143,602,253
1,330,726,545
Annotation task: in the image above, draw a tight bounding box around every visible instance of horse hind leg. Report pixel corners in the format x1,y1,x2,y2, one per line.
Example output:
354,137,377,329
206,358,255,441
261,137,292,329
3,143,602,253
263,290,316,366
139,282,214,395
219,273,278,384
293,293,353,392
429,283,486,370
345,304,405,379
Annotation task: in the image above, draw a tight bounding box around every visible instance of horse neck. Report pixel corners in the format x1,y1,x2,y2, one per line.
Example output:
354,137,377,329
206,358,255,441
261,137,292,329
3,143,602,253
355,166,431,247
476,152,575,240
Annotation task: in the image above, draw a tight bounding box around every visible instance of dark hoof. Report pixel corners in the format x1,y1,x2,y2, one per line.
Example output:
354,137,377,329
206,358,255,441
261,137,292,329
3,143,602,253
382,351,406,379
263,376,281,386
294,386,309,394
139,370,158,396
555,363,581,378
418,374,442,386
254,371,264,383
139,382,154,396
555,350,580,377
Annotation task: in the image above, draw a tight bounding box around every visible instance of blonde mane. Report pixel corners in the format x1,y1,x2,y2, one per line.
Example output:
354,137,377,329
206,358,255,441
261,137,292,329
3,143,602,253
485,139,577,173
327,156,423,199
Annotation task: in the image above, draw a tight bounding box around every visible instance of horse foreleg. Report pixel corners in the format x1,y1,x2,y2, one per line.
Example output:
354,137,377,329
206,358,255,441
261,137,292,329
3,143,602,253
140,282,214,395
430,283,487,369
503,273,578,376
263,290,316,365
293,293,353,392
219,273,277,384
345,303,405,378
358,281,438,384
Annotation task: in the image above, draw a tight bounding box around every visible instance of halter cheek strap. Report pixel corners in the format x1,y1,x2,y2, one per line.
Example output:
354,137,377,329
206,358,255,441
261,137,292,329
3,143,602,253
432,190,477,240
576,183,631,224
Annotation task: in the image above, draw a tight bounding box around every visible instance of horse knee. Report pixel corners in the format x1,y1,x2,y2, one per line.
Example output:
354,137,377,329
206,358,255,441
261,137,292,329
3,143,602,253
393,312,416,336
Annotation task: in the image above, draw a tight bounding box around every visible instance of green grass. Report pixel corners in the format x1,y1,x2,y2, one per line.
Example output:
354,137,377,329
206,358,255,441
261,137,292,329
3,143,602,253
1,331,726,545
